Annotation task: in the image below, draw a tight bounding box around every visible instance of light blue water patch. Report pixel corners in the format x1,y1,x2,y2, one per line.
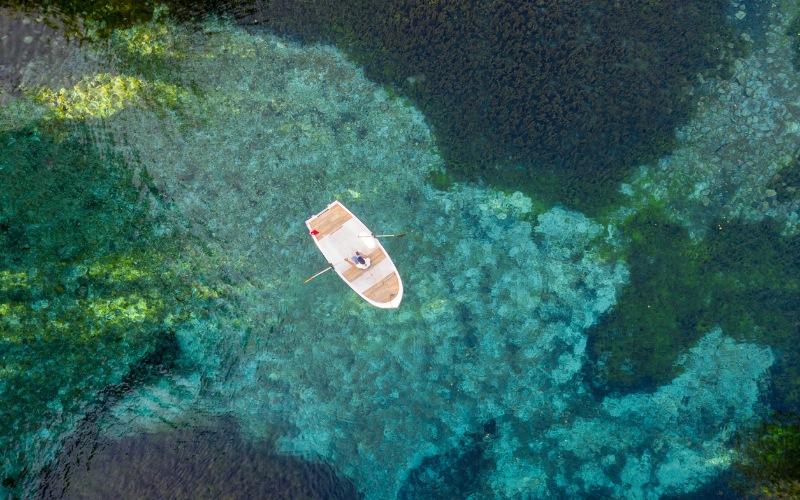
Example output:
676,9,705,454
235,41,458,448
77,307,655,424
105,181,635,497
545,328,772,499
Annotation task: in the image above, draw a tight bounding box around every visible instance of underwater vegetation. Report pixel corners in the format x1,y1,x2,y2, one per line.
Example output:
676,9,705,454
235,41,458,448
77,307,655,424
7,15,212,129
29,72,198,121
588,204,800,405
256,0,742,212
588,205,705,392
0,124,195,494
0,0,252,38
732,411,800,498
788,10,800,70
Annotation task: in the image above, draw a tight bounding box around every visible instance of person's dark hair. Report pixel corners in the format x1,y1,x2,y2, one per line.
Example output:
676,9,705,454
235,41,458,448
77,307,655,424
357,256,366,265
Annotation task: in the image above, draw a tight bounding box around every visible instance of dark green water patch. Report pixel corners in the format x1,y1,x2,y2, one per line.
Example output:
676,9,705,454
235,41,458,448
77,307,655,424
767,151,800,204
1,126,150,264
397,419,496,499
0,124,196,495
587,205,800,401
730,411,800,498
37,417,363,499
254,0,741,213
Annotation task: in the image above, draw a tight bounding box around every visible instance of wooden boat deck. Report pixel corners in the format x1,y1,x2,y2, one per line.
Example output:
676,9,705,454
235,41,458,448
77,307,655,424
307,203,352,240
363,272,400,303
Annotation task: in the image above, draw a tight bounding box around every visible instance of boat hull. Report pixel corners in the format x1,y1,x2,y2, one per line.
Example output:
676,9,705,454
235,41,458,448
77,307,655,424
305,201,403,309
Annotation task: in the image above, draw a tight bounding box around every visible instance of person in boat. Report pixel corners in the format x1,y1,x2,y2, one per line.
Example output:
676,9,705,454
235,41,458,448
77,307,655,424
345,251,371,270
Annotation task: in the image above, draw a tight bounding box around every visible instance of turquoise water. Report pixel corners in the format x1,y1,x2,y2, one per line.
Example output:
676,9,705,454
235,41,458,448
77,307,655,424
1,1,799,498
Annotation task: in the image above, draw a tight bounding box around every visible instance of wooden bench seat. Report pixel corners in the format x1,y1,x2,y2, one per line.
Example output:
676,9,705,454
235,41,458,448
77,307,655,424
363,272,400,303
342,247,387,282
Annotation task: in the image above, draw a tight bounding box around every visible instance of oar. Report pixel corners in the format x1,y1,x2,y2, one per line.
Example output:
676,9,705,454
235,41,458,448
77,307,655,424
358,233,406,238
304,264,334,283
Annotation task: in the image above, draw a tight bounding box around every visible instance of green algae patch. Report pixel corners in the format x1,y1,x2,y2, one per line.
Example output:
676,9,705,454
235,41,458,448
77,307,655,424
589,205,800,398
0,124,196,493
31,73,144,120
27,72,199,121
0,126,149,264
114,22,188,58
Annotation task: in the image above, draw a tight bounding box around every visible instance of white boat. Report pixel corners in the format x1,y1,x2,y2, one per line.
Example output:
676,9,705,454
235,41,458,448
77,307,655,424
305,201,404,309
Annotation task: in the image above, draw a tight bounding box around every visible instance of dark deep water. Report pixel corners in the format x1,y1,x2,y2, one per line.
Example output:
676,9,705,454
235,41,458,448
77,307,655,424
2,0,800,498
38,418,362,499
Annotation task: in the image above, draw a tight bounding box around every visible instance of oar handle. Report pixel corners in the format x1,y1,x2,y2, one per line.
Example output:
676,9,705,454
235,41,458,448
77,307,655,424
358,233,406,238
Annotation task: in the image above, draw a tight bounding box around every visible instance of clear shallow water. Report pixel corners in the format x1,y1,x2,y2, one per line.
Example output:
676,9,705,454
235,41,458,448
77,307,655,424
1,1,799,498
